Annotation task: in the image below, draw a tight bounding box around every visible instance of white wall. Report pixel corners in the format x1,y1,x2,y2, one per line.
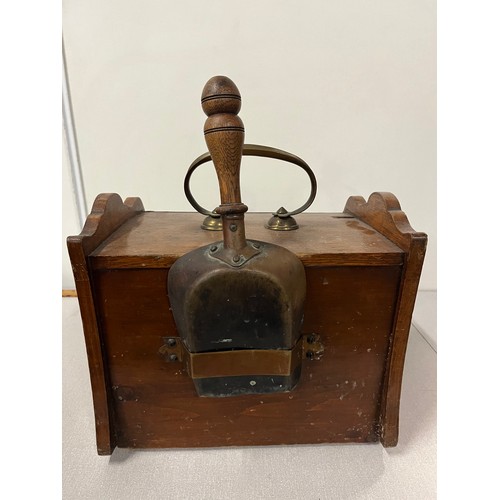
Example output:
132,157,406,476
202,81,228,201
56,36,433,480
62,128,82,289
63,0,436,290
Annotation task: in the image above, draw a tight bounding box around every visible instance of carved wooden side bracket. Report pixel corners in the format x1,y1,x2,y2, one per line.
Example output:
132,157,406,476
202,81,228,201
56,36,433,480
69,193,144,257
344,192,426,252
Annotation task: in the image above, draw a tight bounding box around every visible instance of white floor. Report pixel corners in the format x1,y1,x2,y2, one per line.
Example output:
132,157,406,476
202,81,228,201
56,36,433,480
63,291,436,499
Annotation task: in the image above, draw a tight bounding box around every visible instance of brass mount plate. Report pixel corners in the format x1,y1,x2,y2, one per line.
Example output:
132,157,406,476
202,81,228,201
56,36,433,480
159,333,324,379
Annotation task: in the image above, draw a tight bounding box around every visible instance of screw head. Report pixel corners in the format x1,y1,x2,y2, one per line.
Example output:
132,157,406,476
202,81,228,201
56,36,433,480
253,242,261,249
210,245,217,252
167,338,177,347
230,223,237,232
306,350,314,359
168,353,178,362
232,254,241,263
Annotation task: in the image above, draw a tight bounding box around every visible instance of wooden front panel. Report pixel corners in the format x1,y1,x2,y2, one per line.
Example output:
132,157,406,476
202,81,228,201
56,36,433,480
92,264,401,448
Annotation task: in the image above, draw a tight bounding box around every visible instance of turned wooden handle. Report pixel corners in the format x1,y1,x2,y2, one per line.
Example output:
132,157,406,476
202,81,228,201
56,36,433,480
202,76,246,215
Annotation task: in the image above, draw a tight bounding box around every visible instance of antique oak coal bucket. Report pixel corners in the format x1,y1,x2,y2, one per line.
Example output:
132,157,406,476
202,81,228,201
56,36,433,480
67,76,427,455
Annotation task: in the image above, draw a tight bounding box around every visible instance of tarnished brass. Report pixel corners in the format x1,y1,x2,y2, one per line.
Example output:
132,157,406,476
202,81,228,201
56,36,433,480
159,334,324,379
201,209,222,231
186,343,303,379
184,144,317,231
303,333,325,361
168,76,308,397
265,207,299,231
158,337,184,362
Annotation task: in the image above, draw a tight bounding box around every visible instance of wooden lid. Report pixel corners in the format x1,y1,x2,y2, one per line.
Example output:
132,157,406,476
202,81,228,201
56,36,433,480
90,212,403,269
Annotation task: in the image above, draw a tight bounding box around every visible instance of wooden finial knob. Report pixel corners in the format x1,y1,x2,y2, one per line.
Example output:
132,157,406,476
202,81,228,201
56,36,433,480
201,76,245,212
201,76,241,116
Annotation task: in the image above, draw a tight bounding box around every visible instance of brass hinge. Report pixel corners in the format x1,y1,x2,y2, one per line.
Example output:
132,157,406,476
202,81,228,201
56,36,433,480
159,337,184,362
302,333,325,360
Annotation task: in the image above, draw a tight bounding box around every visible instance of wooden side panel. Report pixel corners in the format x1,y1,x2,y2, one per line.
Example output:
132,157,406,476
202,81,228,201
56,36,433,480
66,193,144,454
91,265,401,449
379,234,427,446
344,192,427,446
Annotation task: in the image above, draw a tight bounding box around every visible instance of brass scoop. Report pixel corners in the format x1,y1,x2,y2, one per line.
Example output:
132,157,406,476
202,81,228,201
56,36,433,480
167,76,306,397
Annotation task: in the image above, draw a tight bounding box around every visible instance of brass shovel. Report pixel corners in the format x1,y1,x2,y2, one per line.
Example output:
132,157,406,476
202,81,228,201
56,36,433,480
167,76,306,397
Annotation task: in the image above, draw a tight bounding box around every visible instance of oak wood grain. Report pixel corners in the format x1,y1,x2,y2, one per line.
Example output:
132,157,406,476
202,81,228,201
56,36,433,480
344,192,427,446
68,191,426,453
202,76,245,209
90,212,404,269
92,265,401,449
66,193,144,454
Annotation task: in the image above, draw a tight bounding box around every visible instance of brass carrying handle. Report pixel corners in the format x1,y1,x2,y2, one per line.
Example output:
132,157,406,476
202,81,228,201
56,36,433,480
184,144,317,219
